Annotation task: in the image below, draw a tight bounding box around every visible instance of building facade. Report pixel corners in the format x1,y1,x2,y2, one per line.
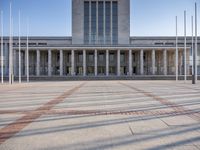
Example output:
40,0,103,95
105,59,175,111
0,0,200,80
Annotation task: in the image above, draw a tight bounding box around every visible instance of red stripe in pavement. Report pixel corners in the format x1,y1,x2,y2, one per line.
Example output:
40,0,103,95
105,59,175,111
0,83,85,144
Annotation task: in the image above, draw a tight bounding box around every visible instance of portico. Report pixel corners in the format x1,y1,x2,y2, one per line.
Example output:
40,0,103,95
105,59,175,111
12,47,191,78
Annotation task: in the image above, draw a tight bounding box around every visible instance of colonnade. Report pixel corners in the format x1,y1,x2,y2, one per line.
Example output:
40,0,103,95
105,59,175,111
12,49,190,77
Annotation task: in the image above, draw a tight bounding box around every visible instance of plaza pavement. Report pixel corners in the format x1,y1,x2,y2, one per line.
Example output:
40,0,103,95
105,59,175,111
0,80,200,150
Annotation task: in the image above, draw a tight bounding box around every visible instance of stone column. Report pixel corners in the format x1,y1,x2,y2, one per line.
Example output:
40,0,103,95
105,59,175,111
13,49,17,76
140,50,144,75
106,50,109,76
5,44,9,76
94,49,98,76
36,49,40,76
129,50,133,76
152,49,155,75
48,49,52,76
25,49,28,76
71,50,75,76
60,50,63,76
163,49,167,75
117,50,121,76
83,50,86,76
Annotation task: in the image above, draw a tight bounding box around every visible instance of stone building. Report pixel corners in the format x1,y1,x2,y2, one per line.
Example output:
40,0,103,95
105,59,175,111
0,0,199,80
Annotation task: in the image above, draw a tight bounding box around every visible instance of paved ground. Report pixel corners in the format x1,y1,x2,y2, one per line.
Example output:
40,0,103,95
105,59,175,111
0,80,200,150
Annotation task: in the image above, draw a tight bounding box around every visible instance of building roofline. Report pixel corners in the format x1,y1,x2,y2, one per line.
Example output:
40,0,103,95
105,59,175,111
130,36,200,39
2,36,72,40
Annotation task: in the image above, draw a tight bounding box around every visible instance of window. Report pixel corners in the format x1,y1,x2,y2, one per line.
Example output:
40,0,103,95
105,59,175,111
98,1,104,44
84,1,90,44
105,1,111,44
89,53,94,62
78,53,83,62
99,53,104,62
110,53,114,62
120,53,125,63
112,1,118,44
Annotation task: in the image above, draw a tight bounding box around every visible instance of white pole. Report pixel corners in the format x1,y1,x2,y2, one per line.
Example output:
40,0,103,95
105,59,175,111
11,17,14,83
191,16,194,75
184,10,187,82
176,16,178,81
1,11,3,84
195,3,198,82
18,11,21,83
26,18,29,82
9,2,13,84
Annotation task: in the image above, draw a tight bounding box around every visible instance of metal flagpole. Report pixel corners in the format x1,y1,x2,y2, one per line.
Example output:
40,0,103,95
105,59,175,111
184,11,187,82
11,17,14,83
9,2,13,84
191,16,194,76
176,16,178,81
1,11,3,84
26,18,29,83
18,11,21,83
195,2,198,82
192,15,195,84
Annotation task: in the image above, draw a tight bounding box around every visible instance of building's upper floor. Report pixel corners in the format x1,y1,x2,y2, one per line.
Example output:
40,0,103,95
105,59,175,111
72,0,130,45
1,36,199,50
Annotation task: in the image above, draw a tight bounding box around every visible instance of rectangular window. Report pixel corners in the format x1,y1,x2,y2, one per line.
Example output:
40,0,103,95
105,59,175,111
99,53,104,62
78,53,83,63
84,0,118,45
110,53,114,62
84,1,89,44
112,1,118,44
98,1,104,44
91,1,97,44
105,1,111,44
89,53,94,62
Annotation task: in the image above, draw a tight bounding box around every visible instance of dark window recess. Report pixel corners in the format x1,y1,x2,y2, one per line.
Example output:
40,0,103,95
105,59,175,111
165,43,174,45
154,42,164,45
21,43,26,46
178,42,184,45
29,43,37,46
38,43,47,46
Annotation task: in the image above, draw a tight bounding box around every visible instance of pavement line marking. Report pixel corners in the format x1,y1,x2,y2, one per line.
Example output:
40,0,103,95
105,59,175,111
119,82,200,122
0,82,85,145
0,84,39,93
0,110,28,115
46,109,199,117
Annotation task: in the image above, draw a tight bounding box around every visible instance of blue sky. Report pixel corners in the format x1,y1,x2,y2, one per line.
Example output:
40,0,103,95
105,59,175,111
0,0,199,36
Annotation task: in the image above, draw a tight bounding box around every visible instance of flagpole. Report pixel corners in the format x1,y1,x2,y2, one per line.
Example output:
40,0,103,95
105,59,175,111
18,11,21,83
195,3,198,82
9,2,13,84
176,16,178,81
191,16,194,76
1,11,3,84
11,17,14,83
26,18,29,83
184,11,187,82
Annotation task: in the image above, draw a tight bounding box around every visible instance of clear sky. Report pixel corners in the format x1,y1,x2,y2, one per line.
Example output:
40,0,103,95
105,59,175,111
0,0,200,36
